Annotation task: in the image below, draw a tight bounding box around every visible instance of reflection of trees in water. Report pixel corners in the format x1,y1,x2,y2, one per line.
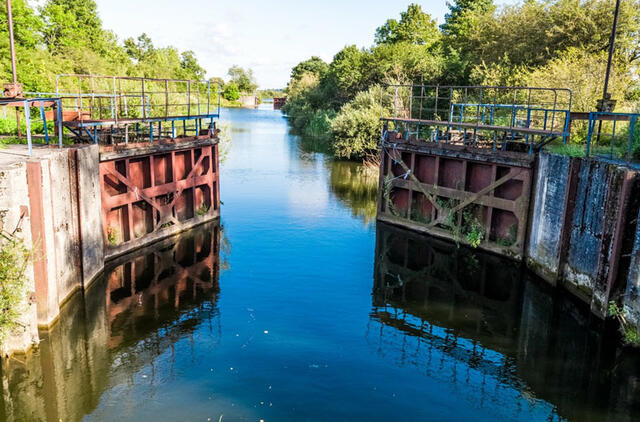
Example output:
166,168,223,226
370,222,640,422
327,159,379,224
0,222,224,422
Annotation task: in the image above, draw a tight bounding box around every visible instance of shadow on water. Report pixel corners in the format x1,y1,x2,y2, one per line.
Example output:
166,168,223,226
0,222,223,422
371,221,640,422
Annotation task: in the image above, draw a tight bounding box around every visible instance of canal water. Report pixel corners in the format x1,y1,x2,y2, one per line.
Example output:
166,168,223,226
2,106,640,421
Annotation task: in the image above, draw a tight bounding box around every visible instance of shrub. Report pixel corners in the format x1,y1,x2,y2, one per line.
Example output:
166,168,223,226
223,82,240,102
330,86,383,160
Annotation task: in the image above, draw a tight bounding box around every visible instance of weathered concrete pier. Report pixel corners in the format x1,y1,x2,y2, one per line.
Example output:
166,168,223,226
378,84,640,329
0,75,221,355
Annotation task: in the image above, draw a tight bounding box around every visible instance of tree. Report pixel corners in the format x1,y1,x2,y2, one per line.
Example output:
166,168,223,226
223,82,240,101
441,0,494,36
124,33,154,61
41,0,111,54
179,51,205,80
227,65,257,93
374,4,440,47
290,56,329,81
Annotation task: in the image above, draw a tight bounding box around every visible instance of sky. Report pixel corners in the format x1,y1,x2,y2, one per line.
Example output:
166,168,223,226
94,0,516,88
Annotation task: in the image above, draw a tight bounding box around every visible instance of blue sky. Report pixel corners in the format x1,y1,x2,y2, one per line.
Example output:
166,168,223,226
95,1,517,88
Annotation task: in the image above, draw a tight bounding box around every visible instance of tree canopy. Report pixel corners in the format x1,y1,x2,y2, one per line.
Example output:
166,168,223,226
228,65,258,93
284,0,640,160
0,0,213,92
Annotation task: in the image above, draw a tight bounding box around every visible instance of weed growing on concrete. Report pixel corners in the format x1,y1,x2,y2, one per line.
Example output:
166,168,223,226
463,210,485,248
196,204,210,216
106,227,118,246
609,301,640,347
0,227,31,344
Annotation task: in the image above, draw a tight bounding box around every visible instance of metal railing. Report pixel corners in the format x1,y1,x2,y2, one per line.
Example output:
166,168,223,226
380,85,572,152
0,97,63,155
584,112,639,163
55,74,221,123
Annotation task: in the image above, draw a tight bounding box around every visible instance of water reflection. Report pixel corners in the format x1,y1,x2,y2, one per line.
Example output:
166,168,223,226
0,222,222,422
327,160,378,225
371,221,640,421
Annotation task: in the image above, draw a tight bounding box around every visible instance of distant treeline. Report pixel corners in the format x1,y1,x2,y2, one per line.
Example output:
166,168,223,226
283,0,640,160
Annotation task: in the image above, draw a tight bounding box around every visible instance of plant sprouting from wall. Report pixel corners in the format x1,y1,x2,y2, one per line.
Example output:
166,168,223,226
0,222,32,344
609,301,640,347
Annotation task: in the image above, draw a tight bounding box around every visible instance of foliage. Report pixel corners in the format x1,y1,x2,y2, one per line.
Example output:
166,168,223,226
228,65,258,93
223,82,240,102
0,227,31,344
0,0,212,94
284,1,640,161
330,87,383,160
375,3,441,47
609,301,640,347
290,56,329,82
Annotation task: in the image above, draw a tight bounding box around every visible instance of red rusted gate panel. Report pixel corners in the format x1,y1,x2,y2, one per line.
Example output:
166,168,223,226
99,139,220,257
378,143,533,259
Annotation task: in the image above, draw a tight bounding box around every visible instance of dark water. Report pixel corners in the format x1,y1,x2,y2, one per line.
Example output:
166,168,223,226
2,106,640,421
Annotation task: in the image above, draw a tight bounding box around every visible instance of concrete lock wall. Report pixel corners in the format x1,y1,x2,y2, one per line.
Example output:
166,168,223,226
1,140,221,356
0,161,39,355
526,152,640,319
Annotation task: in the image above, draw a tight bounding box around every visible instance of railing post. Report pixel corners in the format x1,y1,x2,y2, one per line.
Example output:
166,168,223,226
57,99,63,148
24,100,32,156
39,101,49,145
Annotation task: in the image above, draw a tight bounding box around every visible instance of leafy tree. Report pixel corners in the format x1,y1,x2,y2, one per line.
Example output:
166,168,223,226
179,50,205,80
124,33,154,61
223,81,240,101
441,0,494,36
375,4,440,47
290,56,329,81
228,65,257,93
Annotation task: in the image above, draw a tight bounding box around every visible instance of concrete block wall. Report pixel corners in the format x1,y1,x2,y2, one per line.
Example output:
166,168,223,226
0,161,39,355
0,145,104,355
526,153,571,283
527,152,640,319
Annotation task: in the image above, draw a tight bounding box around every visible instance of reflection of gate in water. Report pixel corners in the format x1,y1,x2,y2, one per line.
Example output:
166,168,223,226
104,222,221,352
369,222,562,421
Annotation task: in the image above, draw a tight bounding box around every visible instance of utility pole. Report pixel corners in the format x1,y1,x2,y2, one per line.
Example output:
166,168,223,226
5,0,22,137
596,0,621,142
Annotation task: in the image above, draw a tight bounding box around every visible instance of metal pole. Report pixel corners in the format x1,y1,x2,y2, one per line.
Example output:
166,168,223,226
6,0,22,138
597,0,621,143
6,0,17,85
603,0,621,102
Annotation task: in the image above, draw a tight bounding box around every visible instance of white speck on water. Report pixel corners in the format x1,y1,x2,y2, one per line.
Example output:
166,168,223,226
309,364,319,368
230,367,234,371
263,330,269,334
141,375,147,379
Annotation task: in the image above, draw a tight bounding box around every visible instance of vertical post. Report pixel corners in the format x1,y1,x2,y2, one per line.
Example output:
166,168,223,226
171,120,176,139
165,79,169,117
24,100,32,156
141,78,146,119
7,0,22,138
187,80,191,117
112,76,118,123
39,102,49,145
6,0,18,87
57,99,63,148
207,80,211,115
149,123,153,142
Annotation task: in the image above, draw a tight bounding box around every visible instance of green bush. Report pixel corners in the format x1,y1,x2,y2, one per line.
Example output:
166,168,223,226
330,86,383,160
223,82,240,102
